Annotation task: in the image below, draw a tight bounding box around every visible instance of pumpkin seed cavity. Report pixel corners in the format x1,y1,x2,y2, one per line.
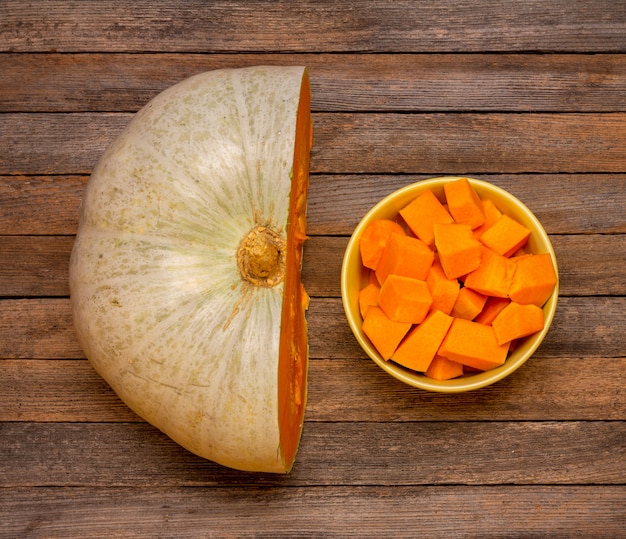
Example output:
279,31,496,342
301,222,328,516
237,225,286,287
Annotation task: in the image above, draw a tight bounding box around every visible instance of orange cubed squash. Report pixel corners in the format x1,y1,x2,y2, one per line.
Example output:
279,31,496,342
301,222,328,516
433,222,482,280
492,301,545,345
359,219,406,270
375,233,435,285
464,246,517,298
509,253,557,307
399,189,454,246
450,286,488,320
392,310,454,371
378,275,433,324
362,306,412,361
474,296,511,325
358,282,381,319
443,177,486,229
438,318,510,371
480,213,531,257
425,354,465,381
426,256,460,315
473,199,503,239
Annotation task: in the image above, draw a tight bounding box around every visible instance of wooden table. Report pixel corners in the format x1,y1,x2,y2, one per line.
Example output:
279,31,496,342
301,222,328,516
1,1,625,536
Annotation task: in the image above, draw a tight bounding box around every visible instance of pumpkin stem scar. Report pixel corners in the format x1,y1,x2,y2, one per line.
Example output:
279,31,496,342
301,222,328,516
237,225,286,287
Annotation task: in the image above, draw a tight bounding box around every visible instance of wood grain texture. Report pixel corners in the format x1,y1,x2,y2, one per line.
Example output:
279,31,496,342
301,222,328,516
1,421,624,487
0,175,86,235
2,357,625,423
3,112,626,175
307,174,626,235
3,53,626,113
0,233,624,298
2,2,625,535
311,112,626,174
1,0,625,53
0,236,74,297
0,299,82,359
1,296,624,360
2,486,624,538
2,174,624,236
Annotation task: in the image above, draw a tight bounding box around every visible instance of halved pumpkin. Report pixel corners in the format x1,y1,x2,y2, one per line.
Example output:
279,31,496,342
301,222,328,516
69,66,312,473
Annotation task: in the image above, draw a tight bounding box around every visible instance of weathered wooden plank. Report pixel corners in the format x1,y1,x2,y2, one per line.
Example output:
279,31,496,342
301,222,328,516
1,486,624,538
308,357,626,422
1,0,625,53
2,357,624,423
0,299,83,359
0,233,623,298
0,175,85,235
3,112,626,175
0,297,624,360
0,113,124,175
3,53,626,113
1,2,623,536
2,174,624,236
0,359,141,423
551,234,626,298
0,236,74,297
0,421,623,487
308,174,626,236
311,113,626,174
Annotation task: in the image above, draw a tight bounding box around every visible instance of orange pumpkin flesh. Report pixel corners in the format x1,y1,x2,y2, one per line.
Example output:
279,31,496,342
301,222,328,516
278,72,312,470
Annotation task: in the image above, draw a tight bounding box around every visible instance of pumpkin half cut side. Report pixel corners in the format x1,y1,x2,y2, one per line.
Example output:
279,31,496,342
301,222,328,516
69,66,312,473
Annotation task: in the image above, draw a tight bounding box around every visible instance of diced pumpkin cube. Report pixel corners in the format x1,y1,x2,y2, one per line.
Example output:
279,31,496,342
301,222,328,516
359,219,406,270
480,213,531,257
443,177,486,229
474,296,511,325
358,282,380,319
375,233,435,285
438,318,510,371
473,199,503,239
464,246,517,298
426,256,460,315
433,223,482,280
451,286,488,320
509,253,557,307
362,306,412,361
492,301,545,345
392,310,454,371
425,354,464,381
399,189,454,246
378,275,433,324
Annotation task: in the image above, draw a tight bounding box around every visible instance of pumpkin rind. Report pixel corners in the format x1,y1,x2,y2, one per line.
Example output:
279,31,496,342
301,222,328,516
69,66,311,473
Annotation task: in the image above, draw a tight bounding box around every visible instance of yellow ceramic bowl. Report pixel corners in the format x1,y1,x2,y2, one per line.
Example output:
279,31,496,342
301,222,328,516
341,176,559,392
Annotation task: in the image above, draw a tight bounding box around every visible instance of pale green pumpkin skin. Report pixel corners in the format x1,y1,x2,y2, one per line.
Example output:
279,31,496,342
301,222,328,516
69,66,309,473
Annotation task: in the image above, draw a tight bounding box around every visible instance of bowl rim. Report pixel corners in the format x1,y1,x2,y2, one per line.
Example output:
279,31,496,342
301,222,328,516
340,176,559,393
